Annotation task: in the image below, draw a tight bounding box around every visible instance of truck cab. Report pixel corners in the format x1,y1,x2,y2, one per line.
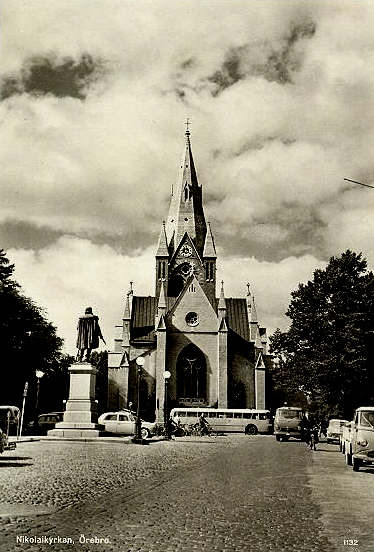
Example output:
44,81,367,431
345,407,374,472
274,406,304,441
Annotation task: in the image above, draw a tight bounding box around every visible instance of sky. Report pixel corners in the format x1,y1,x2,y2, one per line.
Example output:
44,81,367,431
1,0,374,354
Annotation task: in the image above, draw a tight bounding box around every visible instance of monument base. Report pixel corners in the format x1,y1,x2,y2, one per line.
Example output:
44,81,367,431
48,362,105,438
48,427,103,438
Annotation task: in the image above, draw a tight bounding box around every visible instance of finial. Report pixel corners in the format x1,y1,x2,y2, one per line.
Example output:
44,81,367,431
221,280,224,292
162,220,166,229
129,281,133,294
246,282,250,296
184,118,191,136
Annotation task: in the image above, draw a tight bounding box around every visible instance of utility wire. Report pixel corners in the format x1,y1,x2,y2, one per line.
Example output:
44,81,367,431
344,178,374,190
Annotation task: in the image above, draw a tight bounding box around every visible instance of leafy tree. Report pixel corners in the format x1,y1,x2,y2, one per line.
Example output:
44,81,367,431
0,249,66,413
270,250,374,419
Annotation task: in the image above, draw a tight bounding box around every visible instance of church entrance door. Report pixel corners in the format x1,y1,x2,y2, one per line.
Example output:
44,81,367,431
176,344,207,405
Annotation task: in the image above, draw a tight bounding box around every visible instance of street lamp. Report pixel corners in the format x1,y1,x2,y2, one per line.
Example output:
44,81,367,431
164,370,171,439
134,357,145,442
34,370,45,429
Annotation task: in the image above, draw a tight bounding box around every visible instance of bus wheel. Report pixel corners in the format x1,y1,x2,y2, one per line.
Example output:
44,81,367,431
245,424,258,435
275,435,281,441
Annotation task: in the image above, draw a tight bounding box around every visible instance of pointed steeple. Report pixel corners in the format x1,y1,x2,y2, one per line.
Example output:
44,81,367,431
158,281,167,311
156,221,169,257
122,285,133,349
123,291,131,321
218,280,227,324
250,294,258,323
203,222,217,258
165,126,207,256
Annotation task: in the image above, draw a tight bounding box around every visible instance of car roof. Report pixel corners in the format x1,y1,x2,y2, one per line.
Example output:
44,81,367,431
100,411,132,416
356,407,374,411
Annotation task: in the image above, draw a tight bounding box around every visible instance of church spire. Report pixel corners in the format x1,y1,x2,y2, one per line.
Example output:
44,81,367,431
165,125,207,256
156,221,169,257
203,222,217,258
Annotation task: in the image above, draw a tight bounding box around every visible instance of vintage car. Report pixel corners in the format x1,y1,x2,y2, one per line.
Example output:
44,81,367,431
326,419,349,444
340,421,352,453
0,406,18,452
98,411,156,438
345,407,374,472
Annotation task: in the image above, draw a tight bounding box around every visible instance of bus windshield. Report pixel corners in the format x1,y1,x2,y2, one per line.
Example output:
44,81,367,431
277,409,302,419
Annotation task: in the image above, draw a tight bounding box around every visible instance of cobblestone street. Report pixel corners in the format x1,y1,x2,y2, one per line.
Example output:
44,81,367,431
0,435,373,552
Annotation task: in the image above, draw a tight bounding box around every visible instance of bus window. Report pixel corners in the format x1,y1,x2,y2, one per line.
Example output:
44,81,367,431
187,412,196,417
243,413,252,419
217,412,225,418
234,413,242,419
207,412,216,418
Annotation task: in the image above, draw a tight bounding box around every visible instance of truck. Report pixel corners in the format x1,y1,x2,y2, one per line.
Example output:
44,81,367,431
344,407,374,472
274,406,305,441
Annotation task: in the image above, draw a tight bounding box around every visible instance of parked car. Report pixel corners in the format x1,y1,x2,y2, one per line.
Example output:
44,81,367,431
0,427,16,453
326,419,349,444
340,421,352,453
345,407,374,472
98,411,156,438
28,412,64,434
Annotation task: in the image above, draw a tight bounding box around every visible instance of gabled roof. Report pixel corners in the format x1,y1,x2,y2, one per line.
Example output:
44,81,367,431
130,295,253,343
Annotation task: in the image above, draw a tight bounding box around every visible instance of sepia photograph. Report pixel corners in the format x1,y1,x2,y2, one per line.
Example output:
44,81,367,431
1,1,374,551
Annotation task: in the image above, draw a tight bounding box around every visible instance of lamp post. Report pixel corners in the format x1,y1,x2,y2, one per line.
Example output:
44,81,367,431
34,370,45,430
134,357,145,442
164,370,171,439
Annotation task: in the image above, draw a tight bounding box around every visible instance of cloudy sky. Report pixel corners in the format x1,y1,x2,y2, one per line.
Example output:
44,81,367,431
1,0,374,353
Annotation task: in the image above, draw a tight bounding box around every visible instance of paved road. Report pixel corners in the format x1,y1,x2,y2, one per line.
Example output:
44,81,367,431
0,435,373,552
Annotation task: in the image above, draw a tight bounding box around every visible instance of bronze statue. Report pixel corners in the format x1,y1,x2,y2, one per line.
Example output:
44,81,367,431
76,307,106,362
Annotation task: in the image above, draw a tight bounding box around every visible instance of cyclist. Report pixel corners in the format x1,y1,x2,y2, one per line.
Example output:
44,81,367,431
199,413,210,436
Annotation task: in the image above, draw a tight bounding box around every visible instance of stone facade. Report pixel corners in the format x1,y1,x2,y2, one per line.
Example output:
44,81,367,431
108,130,272,422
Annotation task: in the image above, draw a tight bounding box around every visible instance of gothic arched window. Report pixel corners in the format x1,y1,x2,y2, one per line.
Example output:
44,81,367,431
176,344,207,402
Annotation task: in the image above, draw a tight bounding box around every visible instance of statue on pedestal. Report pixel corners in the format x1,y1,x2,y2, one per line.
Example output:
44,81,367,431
76,307,106,362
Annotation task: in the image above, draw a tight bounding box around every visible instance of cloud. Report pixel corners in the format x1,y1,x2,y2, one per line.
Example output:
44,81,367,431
0,54,106,101
9,236,155,354
9,235,324,354
2,0,374,350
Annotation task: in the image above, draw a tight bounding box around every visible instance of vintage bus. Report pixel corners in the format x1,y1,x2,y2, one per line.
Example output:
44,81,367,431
169,407,272,434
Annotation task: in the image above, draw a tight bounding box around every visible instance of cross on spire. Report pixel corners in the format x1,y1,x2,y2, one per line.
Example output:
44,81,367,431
246,282,251,295
184,118,191,135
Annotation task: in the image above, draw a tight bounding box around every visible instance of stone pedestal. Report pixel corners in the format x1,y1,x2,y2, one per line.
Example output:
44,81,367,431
48,362,104,438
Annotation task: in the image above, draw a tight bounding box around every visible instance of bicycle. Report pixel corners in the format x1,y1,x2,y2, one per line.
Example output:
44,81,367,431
307,428,318,450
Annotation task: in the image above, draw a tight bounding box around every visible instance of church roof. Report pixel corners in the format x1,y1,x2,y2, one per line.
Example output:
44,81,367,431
131,296,157,342
130,295,251,343
225,298,251,341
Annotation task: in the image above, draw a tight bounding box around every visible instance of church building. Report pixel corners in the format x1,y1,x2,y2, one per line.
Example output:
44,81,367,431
107,128,272,422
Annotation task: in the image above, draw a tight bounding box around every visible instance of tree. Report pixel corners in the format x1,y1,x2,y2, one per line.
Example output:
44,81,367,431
269,250,374,419
0,249,66,412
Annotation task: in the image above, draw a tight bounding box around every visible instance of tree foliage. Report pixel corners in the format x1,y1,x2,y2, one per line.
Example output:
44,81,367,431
0,249,67,412
269,250,374,419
